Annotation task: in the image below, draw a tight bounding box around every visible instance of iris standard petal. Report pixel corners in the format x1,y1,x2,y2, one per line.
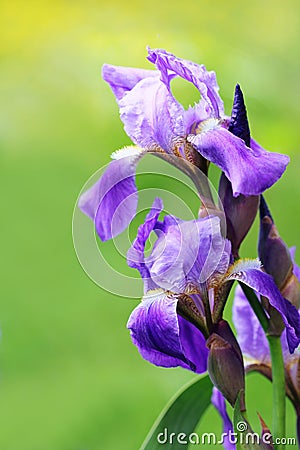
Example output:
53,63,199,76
150,216,231,292
147,48,224,118
227,261,300,353
211,388,235,450
233,285,294,364
188,127,289,197
102,64,159,101
127,289,200,371
233,285,270,364
78,147,143,241
118,75,184,152
127,197,163,291
182,101,213,135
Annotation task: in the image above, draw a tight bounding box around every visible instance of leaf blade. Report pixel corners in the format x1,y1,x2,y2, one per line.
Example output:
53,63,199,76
140,374,213,450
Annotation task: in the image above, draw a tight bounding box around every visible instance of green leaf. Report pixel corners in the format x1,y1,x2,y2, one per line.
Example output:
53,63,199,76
233,395,255,450
140,374,213,450
233,392,272,450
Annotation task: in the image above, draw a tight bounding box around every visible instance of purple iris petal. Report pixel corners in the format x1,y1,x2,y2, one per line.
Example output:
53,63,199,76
127,197,163,291
78,150,142,241
147,48,224,118
178,315,208,373
188,127,289,197
228,265,300,353
149,216,231,292
155,213,182,234
117,75,184,151
233,285,296,364
127,290,206,372
211,388,235,450
183,102,213,135
232,285,271,363
102,64,159,101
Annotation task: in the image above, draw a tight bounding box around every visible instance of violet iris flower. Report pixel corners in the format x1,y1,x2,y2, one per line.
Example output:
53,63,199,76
233,272,300,441
212,388,236,450
78,48,289,241
233,282,299,382
126,199,300,376
233,248,300,407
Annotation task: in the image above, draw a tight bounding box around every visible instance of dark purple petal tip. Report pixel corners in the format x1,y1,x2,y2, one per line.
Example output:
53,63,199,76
260,195,273,223
228,84,251,147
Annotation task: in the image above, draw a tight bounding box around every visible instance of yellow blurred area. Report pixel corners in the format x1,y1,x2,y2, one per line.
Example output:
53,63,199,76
1,0,299,56
1,0,300,156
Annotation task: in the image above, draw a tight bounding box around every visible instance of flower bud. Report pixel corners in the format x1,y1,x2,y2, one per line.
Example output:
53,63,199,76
219,173,259,258
281,274,300,310
228,84,251,148
207,320,245,409
259,196,300,308
219,84,259,258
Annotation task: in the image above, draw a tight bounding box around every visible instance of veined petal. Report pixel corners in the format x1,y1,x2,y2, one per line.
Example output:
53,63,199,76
183,101,213,135
211,388,235,450
118,75,184,152
78,147,144,241
233,285,270,364
227,261,300,353
102,64,159,101
178,315,208,373
149,216,231,292
147,48,224,118
188,127,289,196
155,213,182,234
233,285,296,364
127,198,163,291
127,290,206,372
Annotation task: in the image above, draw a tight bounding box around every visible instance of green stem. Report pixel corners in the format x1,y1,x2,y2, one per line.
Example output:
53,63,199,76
240,283,286,448
155,152,217,213
267,335,286,450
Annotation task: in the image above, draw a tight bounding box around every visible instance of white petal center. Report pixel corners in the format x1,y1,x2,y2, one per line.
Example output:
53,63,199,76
111,145,144,160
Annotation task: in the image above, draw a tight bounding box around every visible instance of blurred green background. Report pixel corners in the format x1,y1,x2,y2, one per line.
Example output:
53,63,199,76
1,0,300,449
